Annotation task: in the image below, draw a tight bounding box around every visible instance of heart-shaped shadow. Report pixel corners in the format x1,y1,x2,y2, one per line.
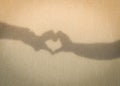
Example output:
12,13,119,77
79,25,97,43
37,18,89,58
0,21,120,60
45,39,62,52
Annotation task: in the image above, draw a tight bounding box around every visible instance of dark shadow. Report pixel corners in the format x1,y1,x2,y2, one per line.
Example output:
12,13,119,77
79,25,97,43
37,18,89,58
0,21,57,52
55,31,120,60
0,21,120,60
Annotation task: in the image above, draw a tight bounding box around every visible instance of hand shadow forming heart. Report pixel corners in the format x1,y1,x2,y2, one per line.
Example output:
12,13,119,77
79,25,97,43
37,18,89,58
42,31,73,54
0,21,120,60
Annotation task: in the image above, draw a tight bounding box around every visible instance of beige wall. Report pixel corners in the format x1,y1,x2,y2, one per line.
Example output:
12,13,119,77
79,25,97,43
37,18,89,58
0,0,120,86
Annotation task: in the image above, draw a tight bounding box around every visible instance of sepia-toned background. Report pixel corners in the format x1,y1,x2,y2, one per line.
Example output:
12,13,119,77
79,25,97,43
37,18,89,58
0,0,120,86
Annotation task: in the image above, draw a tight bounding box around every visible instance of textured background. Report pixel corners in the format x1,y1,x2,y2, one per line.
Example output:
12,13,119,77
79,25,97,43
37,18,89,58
0,0,120,86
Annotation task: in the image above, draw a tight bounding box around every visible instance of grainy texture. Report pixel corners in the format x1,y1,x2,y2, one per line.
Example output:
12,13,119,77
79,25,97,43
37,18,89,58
0,0,120,86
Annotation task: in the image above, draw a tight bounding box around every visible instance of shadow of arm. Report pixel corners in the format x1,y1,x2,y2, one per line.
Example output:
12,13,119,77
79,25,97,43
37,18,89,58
56,31,120,60
71,41,120,60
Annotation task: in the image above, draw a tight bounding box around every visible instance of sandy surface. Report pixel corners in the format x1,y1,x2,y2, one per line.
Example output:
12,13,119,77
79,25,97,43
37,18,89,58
0,0,120,86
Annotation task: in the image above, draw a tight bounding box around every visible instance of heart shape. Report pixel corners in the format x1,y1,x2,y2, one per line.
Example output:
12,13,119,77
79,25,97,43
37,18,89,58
45,39,62,52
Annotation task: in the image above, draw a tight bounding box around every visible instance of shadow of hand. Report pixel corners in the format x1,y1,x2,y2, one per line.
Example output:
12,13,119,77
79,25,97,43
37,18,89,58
36,30,58,53
52,31,73,54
